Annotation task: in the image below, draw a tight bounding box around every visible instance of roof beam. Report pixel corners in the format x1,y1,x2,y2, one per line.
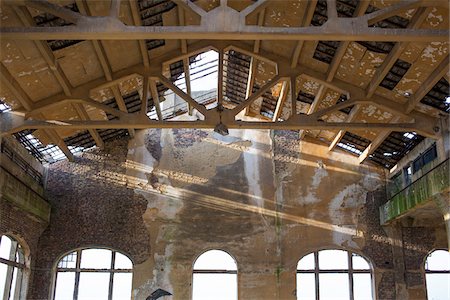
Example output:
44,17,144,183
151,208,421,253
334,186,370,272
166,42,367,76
149,79,163,121
273,80,289,121
0,64,33,111
128,0,150,67
328,105,361,151
2,22,446,42
141,76,149,115
243,10,265,116
358,116,402,164
157,75,209,117
290,76,297,117
22,0,85,24
218,50,224,106
36,113,74,161
327,0,371,81
111,86,135,137
230,74,283,116
299,86,326,139
177,5,188,54
406,55,449,113
364,0,423,26
290,0,317,68
75,0,113,81
41,128,74,162
171,0,205,18
182,58,194,115
244,56,257,116
12,6,72,96
109,0,121,18
73,103,104,149
366,7,430,98
2,117,431,135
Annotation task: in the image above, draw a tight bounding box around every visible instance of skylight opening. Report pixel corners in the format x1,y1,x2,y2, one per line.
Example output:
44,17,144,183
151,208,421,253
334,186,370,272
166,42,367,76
0,100,11,113
337,142,363,155
403,132,416,139
189,50,219,104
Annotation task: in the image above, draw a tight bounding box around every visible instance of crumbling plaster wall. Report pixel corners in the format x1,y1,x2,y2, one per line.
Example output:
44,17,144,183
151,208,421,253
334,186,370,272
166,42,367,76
30,129,447,300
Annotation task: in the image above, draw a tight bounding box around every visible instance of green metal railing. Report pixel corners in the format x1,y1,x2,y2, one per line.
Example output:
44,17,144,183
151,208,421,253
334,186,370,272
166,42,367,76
380,158,449,224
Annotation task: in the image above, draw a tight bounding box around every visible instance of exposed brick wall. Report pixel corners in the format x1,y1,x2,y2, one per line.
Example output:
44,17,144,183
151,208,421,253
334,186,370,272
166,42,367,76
0,198,48,299
15,130,447,300
29,139,150,300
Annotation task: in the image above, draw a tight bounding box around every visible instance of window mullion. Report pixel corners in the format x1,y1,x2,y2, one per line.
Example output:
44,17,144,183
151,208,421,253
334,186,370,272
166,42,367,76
348,252,354,300
314,252,319,300
73,250,82,300
13,267,24,299
108,251,116,300
2,266,15,300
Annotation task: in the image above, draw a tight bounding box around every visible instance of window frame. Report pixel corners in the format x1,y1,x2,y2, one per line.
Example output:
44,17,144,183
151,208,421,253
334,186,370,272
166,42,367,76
296,249,374,300
424,248,450,300
0,235,28,300
52,247,133,300
192,249,239,300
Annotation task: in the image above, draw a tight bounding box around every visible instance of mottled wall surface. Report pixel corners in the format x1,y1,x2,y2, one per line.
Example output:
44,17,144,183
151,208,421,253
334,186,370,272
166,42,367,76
30,129,447,300
29,139,151,300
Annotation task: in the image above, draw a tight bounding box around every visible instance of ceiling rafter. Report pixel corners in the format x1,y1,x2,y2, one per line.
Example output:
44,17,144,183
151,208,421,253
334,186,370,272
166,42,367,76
111,85,136,137
0,64,34,111
273,80,289,122
244,8,265,116
407,55,449,113
290,0,317,68
129,0,150,68
309,0,371,142
12,4,105,150
0,37,443,151
1,113,432,135
12,5,72,96
358,116,401,164
149,78,163,121
75,0,113,81
0,63,74,160
366,7,431,98
2,0,447,42
328,105,361,151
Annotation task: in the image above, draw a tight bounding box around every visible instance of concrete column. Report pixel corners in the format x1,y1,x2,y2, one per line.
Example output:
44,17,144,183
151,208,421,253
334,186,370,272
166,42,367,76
433,194,450,250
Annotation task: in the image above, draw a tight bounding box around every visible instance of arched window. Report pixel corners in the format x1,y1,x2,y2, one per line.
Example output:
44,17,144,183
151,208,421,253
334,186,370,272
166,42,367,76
425,249,450,300
192,250,238,300
297,249,373,300
53,248,133,300
0,235,27,300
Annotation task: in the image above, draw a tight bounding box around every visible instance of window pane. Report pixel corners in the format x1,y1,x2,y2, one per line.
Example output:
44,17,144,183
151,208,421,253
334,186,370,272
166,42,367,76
54,272,75,300
78,272,110,300
319,250,348,270
352,254,370,270
319,274,349,300
298,253,315,270
192,274,237,300
112,273,132,300
194,250,237,271
353,274,373,300
80,249,112,269
9,267,18,300
0,263,7,299
114,253,132,269
58,252,77,269
0,236,12,260
296,273,315,300
426,274,450,300
426,250,450,271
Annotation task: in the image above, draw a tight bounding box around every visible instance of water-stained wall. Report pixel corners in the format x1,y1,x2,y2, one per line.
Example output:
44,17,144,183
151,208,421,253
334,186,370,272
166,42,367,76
30,129,447,300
